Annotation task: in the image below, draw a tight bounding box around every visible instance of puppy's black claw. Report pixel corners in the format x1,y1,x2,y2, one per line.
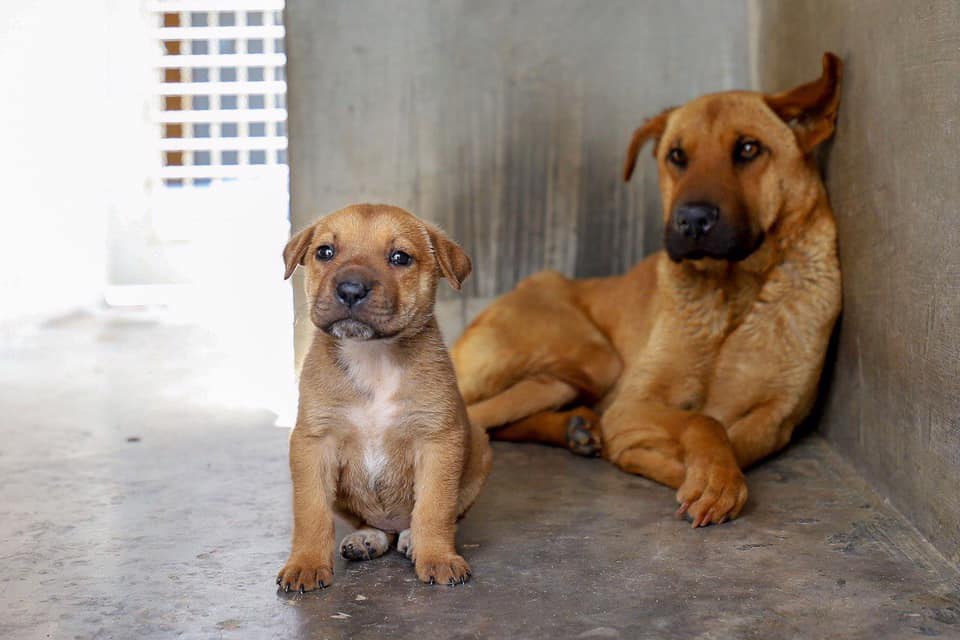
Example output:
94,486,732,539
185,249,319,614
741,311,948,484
428,577,436,585
299,586,305,595
276,576,282,585
284,584,290,593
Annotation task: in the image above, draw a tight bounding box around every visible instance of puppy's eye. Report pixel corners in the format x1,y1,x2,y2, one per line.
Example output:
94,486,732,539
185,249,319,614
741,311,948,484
315,245,335,261
389,250,413,267
733,138,762,163
667,147,687,168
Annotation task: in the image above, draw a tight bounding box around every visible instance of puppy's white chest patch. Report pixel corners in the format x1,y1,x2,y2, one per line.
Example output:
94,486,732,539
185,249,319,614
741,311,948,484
340,342,403,484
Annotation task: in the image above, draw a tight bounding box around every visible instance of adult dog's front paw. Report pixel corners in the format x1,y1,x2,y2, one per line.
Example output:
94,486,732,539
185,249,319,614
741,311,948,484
415,552,471,586
276,555,333,593
675,458,748,527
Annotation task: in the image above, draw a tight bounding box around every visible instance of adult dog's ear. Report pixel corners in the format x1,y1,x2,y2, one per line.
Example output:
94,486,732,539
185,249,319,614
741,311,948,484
424,222,471,290
283,226,314,280
765,52,843,153
623,107,675,182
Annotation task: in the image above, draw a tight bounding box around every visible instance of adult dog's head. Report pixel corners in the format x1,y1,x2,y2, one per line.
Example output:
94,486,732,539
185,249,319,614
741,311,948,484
624,53,842,263
283,204,471,341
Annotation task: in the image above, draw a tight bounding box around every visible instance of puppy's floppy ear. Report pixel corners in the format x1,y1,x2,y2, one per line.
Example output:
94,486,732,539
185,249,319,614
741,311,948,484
424,222,471,290
623,107,675,182
282,225,314,280
765,52,843,153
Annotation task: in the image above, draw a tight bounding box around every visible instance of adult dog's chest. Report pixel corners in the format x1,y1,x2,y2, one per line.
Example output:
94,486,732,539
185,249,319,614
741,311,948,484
648,271,765,410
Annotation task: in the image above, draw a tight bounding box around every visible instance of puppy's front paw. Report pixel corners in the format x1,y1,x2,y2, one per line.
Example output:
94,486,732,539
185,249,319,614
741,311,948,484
276,555,333,593
340,529,390,561
415,553,471,586
675,458,748,527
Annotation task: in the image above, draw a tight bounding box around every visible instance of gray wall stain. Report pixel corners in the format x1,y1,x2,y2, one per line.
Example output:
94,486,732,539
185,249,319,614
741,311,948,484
285,0,749,355
285,0,749,300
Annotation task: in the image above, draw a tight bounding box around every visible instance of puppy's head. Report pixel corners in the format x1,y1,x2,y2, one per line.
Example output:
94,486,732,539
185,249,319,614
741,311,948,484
283,204,471,341
623,53,843,263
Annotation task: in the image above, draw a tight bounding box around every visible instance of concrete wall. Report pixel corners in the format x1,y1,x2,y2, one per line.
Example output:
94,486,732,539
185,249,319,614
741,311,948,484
285,0,749,300
752,1,960,564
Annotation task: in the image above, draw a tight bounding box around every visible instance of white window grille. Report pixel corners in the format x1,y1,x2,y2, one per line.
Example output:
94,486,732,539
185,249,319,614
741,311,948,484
121,0,293,318
111,1,297,425
149,0,288,186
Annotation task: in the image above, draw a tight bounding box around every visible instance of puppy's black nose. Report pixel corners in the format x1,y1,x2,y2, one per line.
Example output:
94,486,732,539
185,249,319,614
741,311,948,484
674,203,719,239
335,280,369,308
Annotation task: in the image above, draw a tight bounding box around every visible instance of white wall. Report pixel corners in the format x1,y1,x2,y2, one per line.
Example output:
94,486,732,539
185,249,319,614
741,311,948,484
0,1,154,325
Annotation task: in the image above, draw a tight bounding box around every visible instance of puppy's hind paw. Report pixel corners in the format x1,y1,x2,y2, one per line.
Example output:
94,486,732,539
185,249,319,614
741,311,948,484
340,528,390,561
396,529,414,561
566,410,602,457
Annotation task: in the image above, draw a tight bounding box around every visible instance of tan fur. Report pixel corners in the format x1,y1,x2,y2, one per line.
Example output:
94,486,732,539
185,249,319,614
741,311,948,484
453,53,844,527
277,204,491,591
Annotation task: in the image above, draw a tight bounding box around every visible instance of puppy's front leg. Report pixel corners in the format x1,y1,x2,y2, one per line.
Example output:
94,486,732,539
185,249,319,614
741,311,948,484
277,430,337,593
410,440,471,585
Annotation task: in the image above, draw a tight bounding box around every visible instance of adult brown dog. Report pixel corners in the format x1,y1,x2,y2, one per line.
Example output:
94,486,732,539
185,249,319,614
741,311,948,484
277,204,491,592
452,53,843,527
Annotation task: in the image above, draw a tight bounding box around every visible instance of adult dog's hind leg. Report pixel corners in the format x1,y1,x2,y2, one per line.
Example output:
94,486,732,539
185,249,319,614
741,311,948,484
492,406,602,456
454,271,620,448
467,375,578,431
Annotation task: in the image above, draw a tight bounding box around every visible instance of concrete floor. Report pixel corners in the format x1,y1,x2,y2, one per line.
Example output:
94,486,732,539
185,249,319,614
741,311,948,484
2,312,960,640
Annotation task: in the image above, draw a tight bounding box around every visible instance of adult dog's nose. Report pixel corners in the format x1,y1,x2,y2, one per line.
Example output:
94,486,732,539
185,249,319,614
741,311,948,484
674,203,720,239
335,280,370,308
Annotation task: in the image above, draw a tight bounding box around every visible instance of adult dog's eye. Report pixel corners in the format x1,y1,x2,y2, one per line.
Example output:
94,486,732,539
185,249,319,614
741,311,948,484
733,138,762,163
315,245,335,261
389,250,413,267
667,147,687,168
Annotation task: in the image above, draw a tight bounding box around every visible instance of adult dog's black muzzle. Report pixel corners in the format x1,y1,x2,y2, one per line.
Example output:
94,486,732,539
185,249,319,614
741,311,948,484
664,201,763,262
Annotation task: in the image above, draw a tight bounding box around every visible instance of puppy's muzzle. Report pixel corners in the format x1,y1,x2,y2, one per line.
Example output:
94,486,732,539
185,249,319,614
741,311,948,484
335,280,370,309
322,268,381,340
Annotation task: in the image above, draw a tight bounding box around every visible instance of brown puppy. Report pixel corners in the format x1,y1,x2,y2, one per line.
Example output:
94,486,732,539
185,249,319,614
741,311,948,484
277,204,491,591
453,54,843,527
